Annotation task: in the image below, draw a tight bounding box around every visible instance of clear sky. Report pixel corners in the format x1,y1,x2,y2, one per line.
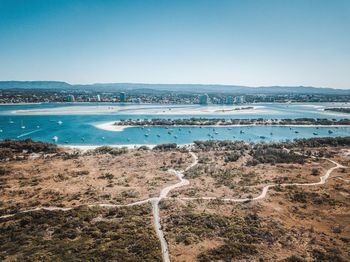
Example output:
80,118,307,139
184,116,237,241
0,0,349,88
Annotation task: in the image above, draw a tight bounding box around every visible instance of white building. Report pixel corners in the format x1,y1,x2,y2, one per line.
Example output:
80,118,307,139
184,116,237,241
234,96,245,104
66,95,75,102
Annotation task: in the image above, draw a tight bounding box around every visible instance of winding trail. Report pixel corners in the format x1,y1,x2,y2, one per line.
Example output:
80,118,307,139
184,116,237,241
151,152,197,262
0,151,347,262
0,152,198,262
182,158,347,203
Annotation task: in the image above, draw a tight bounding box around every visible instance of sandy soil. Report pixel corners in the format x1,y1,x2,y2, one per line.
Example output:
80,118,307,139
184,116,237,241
1,143,349,261
0,149,193,212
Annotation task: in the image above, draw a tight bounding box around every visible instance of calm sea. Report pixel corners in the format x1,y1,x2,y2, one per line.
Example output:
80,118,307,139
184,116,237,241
0,102,349,145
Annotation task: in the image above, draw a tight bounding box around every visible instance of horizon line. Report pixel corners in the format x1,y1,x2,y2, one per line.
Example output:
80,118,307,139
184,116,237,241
1,80,349,90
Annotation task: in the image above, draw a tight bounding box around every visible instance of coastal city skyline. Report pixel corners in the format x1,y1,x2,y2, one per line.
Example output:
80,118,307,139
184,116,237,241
0,0,350,88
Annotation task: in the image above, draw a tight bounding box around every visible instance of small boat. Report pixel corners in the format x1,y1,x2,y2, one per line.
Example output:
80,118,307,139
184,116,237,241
240,130,244,134
328,130,333,134
157,134,160,137
81,137,85,141
313,132,318,136
9,119,14,124
260,136,266,139
295,131,299,134
21,121,25,129
57,121,63,125
215,132,219,135
144,134,149,137
52,136,58,142
168,131,171,135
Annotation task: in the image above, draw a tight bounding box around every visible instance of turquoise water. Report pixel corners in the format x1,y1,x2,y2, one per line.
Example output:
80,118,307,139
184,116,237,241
0,103,349,145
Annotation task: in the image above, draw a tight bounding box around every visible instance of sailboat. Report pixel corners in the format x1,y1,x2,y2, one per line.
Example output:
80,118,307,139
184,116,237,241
52,136,58,142
21,120,26,129
9,118,14,124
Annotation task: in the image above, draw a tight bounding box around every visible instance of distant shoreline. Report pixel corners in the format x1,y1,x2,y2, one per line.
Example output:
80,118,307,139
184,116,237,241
94,120,350,133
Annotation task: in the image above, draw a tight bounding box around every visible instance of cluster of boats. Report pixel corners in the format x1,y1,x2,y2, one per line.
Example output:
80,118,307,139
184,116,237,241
139,125,338,142
3,119,341,145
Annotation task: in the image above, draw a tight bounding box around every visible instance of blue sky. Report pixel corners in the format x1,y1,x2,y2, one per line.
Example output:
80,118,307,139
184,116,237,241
0,0,349,88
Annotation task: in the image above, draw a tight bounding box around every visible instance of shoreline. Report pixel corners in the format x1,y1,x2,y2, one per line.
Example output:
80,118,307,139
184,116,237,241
63,143,193,151
94,121,350,132
7,104,266,116
94,122,131,132
63,144,158,151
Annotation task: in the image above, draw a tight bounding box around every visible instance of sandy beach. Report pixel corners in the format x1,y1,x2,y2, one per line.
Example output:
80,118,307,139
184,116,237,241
12,105,122,115
94,122,131,132
8,104,273,116
64,144,158,151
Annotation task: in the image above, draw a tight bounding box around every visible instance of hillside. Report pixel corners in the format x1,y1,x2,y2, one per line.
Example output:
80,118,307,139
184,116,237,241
0,81,349,95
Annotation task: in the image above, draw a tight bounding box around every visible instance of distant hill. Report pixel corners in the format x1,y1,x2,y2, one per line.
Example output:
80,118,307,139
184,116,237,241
0,81,349,95
0,81,72,90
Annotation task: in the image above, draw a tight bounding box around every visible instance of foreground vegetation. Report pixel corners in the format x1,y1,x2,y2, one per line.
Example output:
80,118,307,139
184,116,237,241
0,205,161,261
0,137,349,261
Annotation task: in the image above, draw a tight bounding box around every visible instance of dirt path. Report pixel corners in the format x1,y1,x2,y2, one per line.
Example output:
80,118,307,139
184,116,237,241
151,152,197,262
0,152,198,262
0,153,347,262
181,158,347,203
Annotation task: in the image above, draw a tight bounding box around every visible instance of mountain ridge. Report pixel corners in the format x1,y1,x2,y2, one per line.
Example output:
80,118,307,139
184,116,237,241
0,81,349,94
